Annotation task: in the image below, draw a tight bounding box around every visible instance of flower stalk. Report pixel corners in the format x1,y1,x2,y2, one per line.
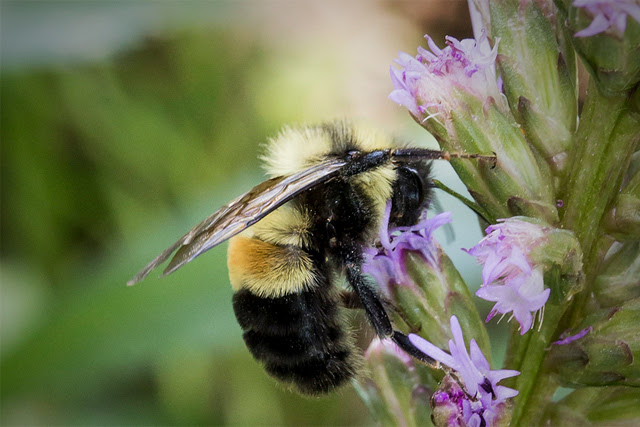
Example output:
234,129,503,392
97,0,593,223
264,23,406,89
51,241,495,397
561,80,640,257
359,1,640,425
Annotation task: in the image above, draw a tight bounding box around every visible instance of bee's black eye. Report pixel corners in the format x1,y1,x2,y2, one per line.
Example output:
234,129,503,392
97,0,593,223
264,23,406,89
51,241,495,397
389,165,430,227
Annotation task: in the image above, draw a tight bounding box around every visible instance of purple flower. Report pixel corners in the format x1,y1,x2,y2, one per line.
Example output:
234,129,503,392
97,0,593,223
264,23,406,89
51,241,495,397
465,218,547,286
389,32,503,122
552,326,593,345
410,316,519,426
363,202,452,294
465,218,551,334
573,0,640,37
477,268,550,335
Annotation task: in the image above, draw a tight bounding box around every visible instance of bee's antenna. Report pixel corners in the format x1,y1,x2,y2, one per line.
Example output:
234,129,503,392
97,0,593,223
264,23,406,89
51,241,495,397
449,151,498,166
391,149,497,167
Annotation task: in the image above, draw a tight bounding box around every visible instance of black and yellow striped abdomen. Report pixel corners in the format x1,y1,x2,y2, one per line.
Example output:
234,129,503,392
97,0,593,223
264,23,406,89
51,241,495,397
231,282,359,394
227,205,360,395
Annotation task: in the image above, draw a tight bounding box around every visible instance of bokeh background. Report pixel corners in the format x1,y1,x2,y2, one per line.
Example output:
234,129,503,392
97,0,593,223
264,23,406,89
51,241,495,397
1,1,492,425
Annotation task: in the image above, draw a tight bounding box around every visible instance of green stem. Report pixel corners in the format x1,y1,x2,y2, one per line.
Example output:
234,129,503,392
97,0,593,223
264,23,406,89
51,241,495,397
515,372,560,426
509,303,566,425
431,179,496,224
502,324,531,389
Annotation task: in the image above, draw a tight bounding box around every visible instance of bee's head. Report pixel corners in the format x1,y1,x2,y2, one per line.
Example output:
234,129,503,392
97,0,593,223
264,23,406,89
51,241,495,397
389,162,433,227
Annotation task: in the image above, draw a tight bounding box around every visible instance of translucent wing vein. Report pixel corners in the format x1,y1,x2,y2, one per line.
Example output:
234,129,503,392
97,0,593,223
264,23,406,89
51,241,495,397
127,158,347,285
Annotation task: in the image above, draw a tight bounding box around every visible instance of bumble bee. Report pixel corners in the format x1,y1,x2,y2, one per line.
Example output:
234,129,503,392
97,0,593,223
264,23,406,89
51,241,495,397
129,121,494,395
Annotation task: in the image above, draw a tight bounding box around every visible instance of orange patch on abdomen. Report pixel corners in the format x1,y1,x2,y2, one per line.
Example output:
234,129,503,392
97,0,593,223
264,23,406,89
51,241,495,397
227,235,317,298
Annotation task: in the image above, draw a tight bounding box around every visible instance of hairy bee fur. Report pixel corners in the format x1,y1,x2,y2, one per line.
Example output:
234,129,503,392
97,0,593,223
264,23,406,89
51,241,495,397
127,120,496,395
228,122,433,394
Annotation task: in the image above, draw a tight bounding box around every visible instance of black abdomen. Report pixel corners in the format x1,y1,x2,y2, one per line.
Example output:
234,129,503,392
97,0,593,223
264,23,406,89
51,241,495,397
232,286,358,395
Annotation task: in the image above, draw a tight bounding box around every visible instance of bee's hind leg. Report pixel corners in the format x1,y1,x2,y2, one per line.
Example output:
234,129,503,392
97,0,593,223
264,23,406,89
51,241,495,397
344,260,437,367
391,330,437,366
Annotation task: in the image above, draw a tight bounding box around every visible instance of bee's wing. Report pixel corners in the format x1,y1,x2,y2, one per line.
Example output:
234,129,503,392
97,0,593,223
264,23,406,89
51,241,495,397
127,158,347,285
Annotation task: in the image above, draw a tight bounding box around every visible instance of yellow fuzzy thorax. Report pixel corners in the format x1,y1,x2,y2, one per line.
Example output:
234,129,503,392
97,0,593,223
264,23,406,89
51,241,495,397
228,122,403,298
261,121,398,177
352,164,396,237
261,121,398,235
248,204,314,248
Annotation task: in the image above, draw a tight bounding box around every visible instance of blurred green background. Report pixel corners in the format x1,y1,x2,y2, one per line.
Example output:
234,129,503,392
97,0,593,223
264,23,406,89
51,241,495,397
1,2,485,425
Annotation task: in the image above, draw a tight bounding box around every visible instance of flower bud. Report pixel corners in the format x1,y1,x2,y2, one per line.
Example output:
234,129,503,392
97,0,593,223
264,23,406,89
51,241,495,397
604,165,640,240
356,338,435,426
549,297,640,387
593,241,640,308
555,0,640,95
431,375,513,427
430,376,467,427
490,0,578,174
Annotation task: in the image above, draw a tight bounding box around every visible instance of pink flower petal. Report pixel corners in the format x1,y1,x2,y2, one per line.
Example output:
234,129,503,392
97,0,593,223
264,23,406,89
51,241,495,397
389,33,503,119
573,0,640,37
552,326,593,345
409,333,457,368
409,316,519,427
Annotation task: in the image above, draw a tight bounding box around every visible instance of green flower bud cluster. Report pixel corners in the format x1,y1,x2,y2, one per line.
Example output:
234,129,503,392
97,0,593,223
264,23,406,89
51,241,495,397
604,157,640,239
549,298,640,387
397,249,490,354
543,387,640,425
593,241,640,308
